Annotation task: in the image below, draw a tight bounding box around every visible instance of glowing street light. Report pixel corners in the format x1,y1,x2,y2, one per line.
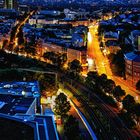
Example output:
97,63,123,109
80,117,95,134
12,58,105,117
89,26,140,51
87,58,93,66
88,32,92,43
15,38,18,46
103,49,107,54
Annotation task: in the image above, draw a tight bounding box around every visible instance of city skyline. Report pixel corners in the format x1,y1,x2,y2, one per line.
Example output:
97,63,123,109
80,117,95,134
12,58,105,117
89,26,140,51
0,1,140,140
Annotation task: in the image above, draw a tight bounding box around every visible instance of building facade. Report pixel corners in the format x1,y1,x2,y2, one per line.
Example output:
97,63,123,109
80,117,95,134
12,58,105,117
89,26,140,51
4,0,18,9
125,51,140,85
41,42,87,65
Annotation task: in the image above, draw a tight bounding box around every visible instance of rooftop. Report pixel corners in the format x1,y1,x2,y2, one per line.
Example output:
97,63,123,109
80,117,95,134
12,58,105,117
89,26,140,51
0,114,34,140
0,94,35,115
125,51,140,62
0,113,59,140
34,115,59,140
39,10,61,16
0,81,58,140
0,81,40,98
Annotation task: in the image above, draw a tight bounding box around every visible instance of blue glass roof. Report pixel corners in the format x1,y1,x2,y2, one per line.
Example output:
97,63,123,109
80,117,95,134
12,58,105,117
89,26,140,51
0,94,35,115
125,52,140,62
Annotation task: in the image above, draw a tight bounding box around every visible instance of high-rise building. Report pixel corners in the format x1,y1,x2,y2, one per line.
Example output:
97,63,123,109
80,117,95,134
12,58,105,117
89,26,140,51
4,0,18,9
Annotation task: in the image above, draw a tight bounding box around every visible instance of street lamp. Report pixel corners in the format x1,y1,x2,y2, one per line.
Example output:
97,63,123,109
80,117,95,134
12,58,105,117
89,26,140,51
103,49,107,56
87,58,93,66
88,32,92,43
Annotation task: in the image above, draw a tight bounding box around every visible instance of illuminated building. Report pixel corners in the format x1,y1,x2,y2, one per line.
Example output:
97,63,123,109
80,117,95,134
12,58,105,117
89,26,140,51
125,37,140,85
4,0,18,9
0,81,59,140
41,42,87,65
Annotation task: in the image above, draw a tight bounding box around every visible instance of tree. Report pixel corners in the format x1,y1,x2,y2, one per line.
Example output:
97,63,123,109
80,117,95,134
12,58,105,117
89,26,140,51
98,74,108,88
17,28,25,45
2,40,8,50
43,52,67,68
68,59,82,73
98,24,116,36
14,47,20,54
54,93,71,117
87,71,99,80
64,115,80,140
85,71,99,88
119,111,136,129
133,103,140,117
104,79,115,94
52,53,66,67
58,53,67,67
113,85,126,101
25,46,36,56
108,53,115,63
33,73,47,91
43,51,56,64
122,94,136,112
7,43,13,52
108,50,125,76
28,35,36,47
43,51,54,60
10,26,18,42
136,80,140,91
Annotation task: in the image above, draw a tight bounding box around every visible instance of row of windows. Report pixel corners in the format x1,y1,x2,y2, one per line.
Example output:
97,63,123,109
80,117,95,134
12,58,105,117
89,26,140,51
126,64,140,72
126,70,140,77
133,72,140,77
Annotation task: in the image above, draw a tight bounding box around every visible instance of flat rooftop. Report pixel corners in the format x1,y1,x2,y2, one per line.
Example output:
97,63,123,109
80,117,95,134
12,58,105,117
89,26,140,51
0,94,35,115
10,114,59,140
125,51,140,62
34,115,59,140
0,81,40,98
0,114,34,140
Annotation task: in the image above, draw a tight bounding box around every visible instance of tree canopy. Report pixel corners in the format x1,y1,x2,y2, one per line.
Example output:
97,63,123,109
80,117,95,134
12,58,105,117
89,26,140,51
113,85,126,101
68,59,82,73
85,71,99,88
122,94,136,112
104,79,116,94
54,93,71,117
64,115,80,140
108,50,125,76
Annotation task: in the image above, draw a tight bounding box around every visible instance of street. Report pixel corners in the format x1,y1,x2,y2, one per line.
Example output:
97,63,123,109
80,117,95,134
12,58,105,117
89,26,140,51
63,81,137,140
87,25,140,103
